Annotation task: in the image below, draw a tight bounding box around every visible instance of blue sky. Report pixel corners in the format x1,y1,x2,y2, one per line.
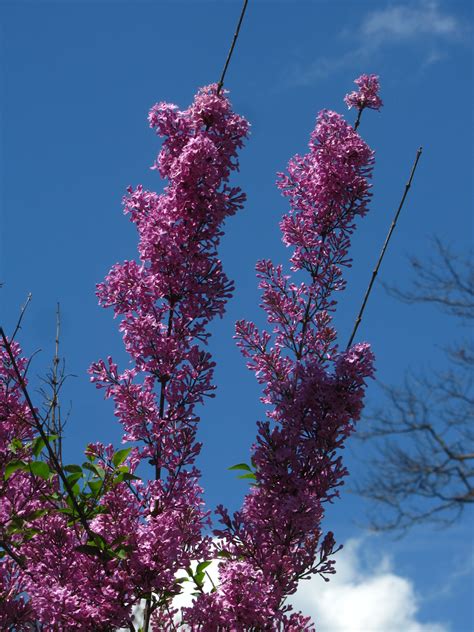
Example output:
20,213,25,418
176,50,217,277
1,0,472,629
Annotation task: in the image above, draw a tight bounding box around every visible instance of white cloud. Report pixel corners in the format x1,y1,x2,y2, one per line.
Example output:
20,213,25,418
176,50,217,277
360,1,461,42
289,538,449,632
288,1,466,85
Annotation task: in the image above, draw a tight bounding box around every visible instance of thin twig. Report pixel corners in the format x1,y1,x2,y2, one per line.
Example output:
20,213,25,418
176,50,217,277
347,147,423,349
0,327,101,550
216,0,249,95
354,108,363,132
49,303,64,464
11,293,32,342
0,539,26,569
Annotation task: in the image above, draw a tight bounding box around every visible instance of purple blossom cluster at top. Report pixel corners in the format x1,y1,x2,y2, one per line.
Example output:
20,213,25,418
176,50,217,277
344,74,383,111
0,75,382,630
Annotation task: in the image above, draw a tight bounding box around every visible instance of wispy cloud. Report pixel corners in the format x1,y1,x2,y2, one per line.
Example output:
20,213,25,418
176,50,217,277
289,0,466,86
360,1,461,41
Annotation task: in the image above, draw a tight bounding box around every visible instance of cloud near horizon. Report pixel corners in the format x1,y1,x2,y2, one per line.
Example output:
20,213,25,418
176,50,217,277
289,538,449,632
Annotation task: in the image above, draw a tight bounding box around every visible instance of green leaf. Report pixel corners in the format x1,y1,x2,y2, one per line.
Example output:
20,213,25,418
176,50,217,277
76,535,113,560
88,480,103,495
4,460,27,480
228,462,252,472
31,437,45,458
65,494,76,509
92,532,107,548
7,517,25,534
64,464,83,473
23,508,48,521
66,472,83,487
112,448,131,467
31,435,59,457
83,462,106,479
96,505,110,515
121,472,140,481
75,544,102,557
237,472,257,480
58,506,75,516
112,471,138,485
114,547,128,560
196,561,212,574
9,438,23,454
22,527,40,540
29,461,51,480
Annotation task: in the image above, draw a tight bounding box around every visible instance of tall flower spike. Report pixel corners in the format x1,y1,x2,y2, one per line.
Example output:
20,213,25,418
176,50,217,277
0,85,249,631
186,77,379,629
92,84,249,468
87,84,250,629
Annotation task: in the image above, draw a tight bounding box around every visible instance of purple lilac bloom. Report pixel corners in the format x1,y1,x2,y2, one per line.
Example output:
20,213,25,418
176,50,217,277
345,73,383,111
186,81,378,629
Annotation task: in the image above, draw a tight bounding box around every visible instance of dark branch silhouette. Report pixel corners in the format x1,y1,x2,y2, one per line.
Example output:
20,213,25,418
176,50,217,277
355,239,474,532
347,147,423,349
216,0,249,95
37,303,72,466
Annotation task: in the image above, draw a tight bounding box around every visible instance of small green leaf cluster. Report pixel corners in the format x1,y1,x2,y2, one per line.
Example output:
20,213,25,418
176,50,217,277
3,442,141,562
228,461,257,481
177,560,214,597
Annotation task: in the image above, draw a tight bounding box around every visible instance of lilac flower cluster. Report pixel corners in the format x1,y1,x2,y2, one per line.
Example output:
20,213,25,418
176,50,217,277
0,85,249,630
186,82,378,628
344,74,383,111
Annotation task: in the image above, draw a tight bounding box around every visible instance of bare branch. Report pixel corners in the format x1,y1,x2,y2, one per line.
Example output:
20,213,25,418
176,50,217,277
347,147,423,349
0,327,103,551
11,293,32,342
41,303,68,465
385,238,474,321
355,244,474,532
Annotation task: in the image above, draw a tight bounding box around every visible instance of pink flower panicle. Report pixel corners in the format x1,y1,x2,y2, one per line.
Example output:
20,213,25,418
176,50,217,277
92,85,249,471
91,84,248,474
87,84,249,629
0,85,250,630
186,77,380,628
344,73,383,111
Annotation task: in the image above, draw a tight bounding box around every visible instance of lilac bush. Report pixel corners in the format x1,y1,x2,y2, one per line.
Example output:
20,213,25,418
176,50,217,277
0,75,381,630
